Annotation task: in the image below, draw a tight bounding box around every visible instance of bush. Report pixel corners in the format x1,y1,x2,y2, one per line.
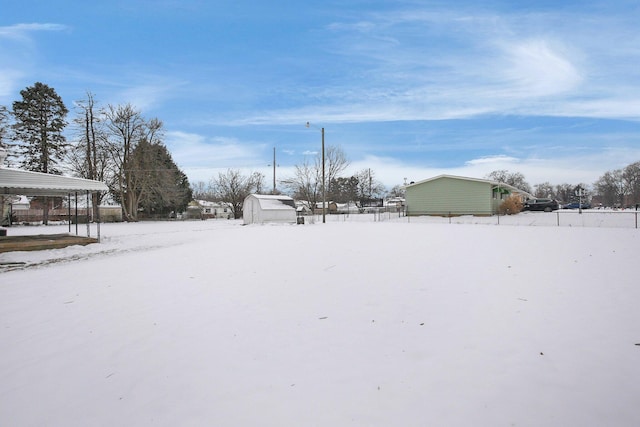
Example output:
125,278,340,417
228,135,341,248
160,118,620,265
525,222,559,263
499,195,523,215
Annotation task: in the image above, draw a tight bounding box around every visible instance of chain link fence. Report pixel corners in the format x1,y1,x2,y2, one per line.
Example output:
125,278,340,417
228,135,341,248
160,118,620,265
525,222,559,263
304,208,639,228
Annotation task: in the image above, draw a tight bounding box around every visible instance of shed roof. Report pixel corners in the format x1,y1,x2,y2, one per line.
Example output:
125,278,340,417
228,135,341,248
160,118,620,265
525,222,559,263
0,167,109,196
248,194,296,210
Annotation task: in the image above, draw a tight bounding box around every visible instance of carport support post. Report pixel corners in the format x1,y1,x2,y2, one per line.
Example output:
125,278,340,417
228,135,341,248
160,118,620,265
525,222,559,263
67,193,71,233
75,192,78,236
95,192,102,242
86,191,90,238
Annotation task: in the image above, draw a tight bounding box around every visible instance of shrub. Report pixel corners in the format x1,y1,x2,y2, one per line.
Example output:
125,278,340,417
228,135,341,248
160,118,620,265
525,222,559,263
499,195,523,215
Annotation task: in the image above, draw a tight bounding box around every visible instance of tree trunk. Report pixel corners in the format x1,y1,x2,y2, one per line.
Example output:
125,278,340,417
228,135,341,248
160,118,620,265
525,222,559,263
42,196,49,225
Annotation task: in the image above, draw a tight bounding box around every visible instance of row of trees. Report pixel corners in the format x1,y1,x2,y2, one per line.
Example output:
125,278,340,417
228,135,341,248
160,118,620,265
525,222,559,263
9,83,634,222
3,83,393,222
593,161,640,207
281,147,388,207
486,170,591,203
487,165,640,208
0,83,192,222
192,146,394,218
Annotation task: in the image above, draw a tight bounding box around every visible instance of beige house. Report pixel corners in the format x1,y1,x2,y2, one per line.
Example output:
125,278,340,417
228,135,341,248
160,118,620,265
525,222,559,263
405,174,531,216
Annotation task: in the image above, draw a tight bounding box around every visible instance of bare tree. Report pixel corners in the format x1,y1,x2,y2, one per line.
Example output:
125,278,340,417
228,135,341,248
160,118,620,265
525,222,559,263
486,170,532,194
282,158,322,210
323,145,349,190
211,169,265,219
622,161,640,206
387,184,406,198
102,103,146,221
554,183,575,204
594,170,626,207
533,182,555,199
285,145,349,209
355,168,386,202
191,181,215,200
69,92,110,218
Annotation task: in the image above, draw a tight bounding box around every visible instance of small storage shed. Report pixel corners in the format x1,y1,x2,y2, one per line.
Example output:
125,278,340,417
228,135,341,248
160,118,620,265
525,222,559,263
243,194,297,225
405,174,530,216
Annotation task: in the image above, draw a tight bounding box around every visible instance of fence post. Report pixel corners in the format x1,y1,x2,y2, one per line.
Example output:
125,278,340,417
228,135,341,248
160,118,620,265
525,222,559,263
557,211,560,227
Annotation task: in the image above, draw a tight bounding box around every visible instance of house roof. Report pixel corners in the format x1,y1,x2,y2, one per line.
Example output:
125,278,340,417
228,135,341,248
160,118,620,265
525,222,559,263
195,200,229,208
0,167,109,196
404,174,533,197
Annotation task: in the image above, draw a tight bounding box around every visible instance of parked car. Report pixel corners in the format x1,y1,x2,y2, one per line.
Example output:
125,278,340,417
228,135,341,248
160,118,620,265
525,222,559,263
562,202,591,209
522,198,559,212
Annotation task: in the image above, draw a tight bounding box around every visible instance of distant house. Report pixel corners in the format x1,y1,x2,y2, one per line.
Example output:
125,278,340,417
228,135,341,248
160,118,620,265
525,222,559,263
9,195,30,211
335,202,360,214
404,174,531,216
243,194,297,225
200,200,232,219
314,201,338,215
385,197,405,209
186,200,232,219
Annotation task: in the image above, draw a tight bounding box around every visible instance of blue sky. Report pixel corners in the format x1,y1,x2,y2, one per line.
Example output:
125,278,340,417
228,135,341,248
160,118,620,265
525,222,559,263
2,0,640,190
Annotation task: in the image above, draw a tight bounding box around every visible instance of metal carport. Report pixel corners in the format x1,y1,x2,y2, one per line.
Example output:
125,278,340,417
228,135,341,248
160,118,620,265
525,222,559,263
0,149,109,241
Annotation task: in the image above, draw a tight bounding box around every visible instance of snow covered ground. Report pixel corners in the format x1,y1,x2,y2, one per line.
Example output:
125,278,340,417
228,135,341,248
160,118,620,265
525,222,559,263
1,214,639,426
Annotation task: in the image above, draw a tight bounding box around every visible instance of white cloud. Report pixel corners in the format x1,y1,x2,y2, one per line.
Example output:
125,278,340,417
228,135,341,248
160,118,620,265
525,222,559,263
165,130,266,174
0,23,68,39
0,69,24,98
340,146,640,191
0,22,69,102
114,79,187,113
465,155,520,166
498,39,583,97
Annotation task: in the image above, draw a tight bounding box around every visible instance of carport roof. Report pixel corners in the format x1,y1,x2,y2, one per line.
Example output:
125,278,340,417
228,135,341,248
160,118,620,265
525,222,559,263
0,167,109,196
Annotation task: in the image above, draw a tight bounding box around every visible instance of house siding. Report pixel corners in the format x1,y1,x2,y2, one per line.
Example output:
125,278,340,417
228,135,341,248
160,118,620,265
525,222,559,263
406,176,494,216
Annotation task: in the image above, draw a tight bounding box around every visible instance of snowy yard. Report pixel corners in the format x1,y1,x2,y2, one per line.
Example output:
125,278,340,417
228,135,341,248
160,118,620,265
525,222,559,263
1,216,639,426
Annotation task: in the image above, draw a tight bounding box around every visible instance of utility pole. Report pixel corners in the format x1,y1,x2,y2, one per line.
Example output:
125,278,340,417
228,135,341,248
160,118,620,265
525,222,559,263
306,122,326,223
322,127,325,224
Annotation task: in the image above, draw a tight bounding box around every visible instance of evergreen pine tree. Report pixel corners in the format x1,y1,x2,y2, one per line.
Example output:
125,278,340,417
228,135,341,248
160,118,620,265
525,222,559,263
12,82,69,174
